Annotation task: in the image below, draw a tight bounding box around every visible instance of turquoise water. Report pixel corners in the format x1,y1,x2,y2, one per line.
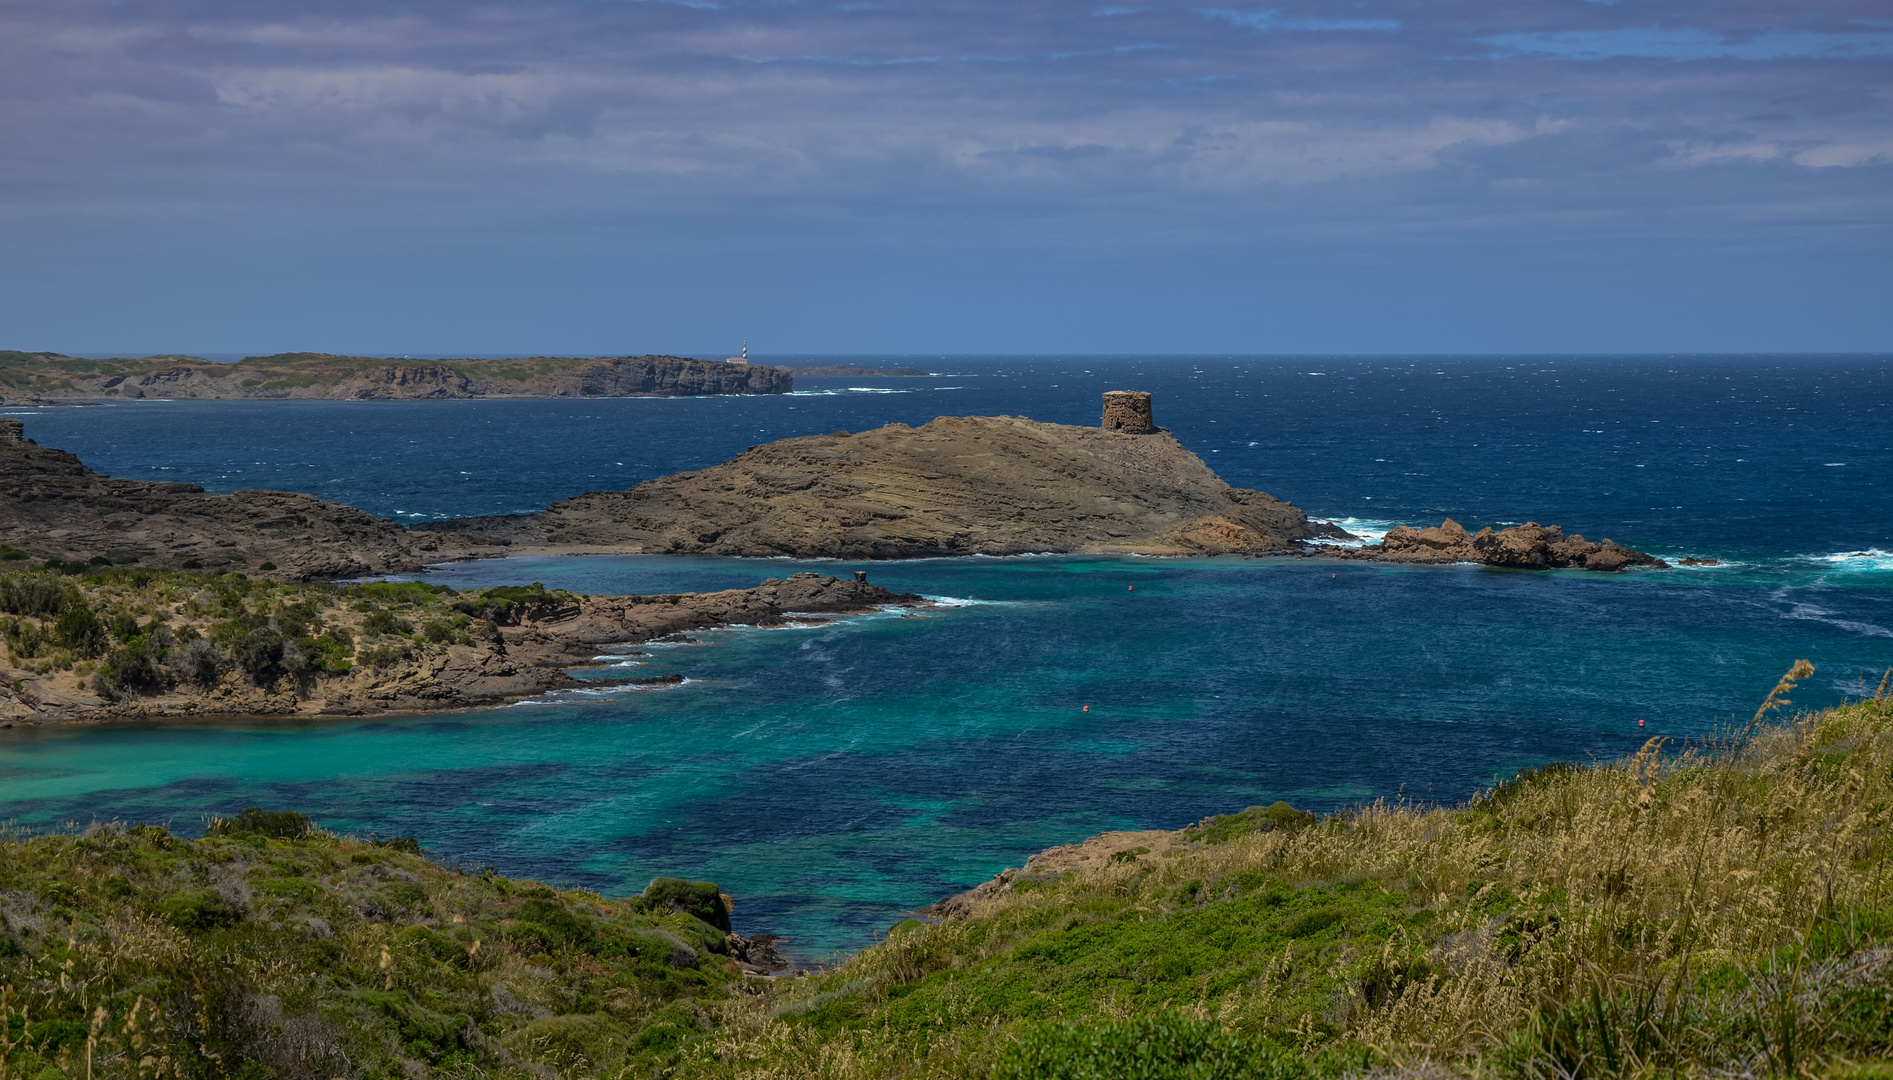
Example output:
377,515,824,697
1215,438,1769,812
2,356,1890,957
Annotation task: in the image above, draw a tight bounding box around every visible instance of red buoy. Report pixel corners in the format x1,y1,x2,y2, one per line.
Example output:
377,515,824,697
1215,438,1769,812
1083,704,1090,713
1638,718,1646,729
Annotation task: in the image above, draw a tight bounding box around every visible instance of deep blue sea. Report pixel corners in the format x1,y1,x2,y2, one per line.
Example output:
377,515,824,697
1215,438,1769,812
2,355,1890,957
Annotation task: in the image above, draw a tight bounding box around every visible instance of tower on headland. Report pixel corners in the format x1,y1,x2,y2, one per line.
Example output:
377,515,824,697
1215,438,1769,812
1101,391,1154,434
726,341,748,365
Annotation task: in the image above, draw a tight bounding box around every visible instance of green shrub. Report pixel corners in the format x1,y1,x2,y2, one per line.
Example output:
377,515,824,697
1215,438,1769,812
156,887,243,930
637,877,731,932
1184,801,1316,845
207,807,315,840
51,603,108,658
0,573,70,617
216,613,286,681
100,637,168,694
361,608,412,636
994,1015,1311,1080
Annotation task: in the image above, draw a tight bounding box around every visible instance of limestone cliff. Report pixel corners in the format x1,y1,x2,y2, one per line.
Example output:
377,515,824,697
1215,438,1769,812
416,414,1351,558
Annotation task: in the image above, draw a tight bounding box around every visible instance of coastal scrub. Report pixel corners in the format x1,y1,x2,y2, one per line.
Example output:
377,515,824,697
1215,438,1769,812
0,812,746,1079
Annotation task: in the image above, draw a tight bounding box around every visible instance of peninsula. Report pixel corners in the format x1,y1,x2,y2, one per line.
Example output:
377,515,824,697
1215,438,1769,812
0,351,790,402
0,567,915,724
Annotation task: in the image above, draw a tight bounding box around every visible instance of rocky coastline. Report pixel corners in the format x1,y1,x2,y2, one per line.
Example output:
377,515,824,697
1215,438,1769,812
416,391,1666,570
1340,518,1668,572
1,417,486,580
0,351,791,402
5,388,1668,576
0,570,918,725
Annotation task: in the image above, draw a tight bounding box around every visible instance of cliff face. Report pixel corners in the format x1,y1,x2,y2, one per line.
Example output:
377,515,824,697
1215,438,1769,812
419,414,1350,558
0,418,483,579
0,352,791,401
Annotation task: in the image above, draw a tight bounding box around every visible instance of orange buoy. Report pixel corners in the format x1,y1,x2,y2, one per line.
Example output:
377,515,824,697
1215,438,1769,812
1083,704,1090,713
1638,718,1645,728
1128,585,1133,592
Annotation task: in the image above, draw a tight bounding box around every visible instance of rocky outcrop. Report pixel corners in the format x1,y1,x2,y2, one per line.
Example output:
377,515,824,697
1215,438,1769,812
0,352,791,401
0,418,486,579
417,414,1351,558
1,572,918,724
1346,519,1667,572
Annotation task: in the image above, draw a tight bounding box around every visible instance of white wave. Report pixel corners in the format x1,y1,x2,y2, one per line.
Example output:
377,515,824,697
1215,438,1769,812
1815,548,1893,573
1667,558,1744,571
921,595,1007,607
1309,517,1402,547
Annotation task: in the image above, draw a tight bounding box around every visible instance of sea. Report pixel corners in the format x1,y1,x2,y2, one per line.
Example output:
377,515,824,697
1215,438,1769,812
2,355,1889,958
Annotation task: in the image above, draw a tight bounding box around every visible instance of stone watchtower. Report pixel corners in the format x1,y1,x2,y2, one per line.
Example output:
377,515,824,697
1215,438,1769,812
1,418,23,444
1101,391,1155,434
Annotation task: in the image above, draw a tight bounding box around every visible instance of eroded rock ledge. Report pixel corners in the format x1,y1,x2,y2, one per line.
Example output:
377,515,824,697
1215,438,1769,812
1344,519,1667,572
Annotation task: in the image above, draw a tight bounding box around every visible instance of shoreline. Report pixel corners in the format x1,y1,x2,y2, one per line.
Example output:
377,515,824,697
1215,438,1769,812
0,570,924,727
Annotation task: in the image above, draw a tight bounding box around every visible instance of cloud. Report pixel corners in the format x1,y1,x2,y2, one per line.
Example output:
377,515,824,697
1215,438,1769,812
0,0,1887,352
1484,27,1893,61
1201,9,1400,33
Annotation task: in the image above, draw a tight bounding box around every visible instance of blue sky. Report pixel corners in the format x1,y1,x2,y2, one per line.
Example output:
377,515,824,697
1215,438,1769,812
1,0,1888,355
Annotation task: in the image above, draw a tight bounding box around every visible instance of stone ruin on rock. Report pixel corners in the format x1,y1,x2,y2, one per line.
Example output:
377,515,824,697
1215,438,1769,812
1101,390,1155,434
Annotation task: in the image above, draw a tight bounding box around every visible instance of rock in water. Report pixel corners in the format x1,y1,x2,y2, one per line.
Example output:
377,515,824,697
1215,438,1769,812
1352,518,1666,571
420,410,1350,558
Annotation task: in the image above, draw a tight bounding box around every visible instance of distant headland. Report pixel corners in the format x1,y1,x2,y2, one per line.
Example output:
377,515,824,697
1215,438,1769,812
0,350,791,402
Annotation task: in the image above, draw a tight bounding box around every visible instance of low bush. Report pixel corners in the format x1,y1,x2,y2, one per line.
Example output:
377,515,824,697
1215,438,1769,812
995,1015,1312,1080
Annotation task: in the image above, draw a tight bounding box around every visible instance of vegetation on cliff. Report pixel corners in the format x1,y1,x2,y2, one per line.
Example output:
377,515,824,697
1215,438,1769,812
3,669,1889,1077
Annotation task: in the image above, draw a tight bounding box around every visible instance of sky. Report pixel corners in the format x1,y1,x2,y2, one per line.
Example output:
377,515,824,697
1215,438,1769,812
1,0,1889,356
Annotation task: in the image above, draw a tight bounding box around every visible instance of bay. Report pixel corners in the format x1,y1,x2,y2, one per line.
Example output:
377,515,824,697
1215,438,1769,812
2,355,1889,957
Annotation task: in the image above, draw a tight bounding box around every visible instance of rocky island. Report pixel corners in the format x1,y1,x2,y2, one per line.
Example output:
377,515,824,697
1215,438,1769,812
0,350,790,402
417,390,1666,569
417,391,1352,557
5,390,1666,574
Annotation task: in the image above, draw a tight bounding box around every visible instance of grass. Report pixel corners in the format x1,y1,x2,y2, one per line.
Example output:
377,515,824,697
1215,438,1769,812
679,667,1893,1080
2,666,1889,1077
0,812,745,1080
